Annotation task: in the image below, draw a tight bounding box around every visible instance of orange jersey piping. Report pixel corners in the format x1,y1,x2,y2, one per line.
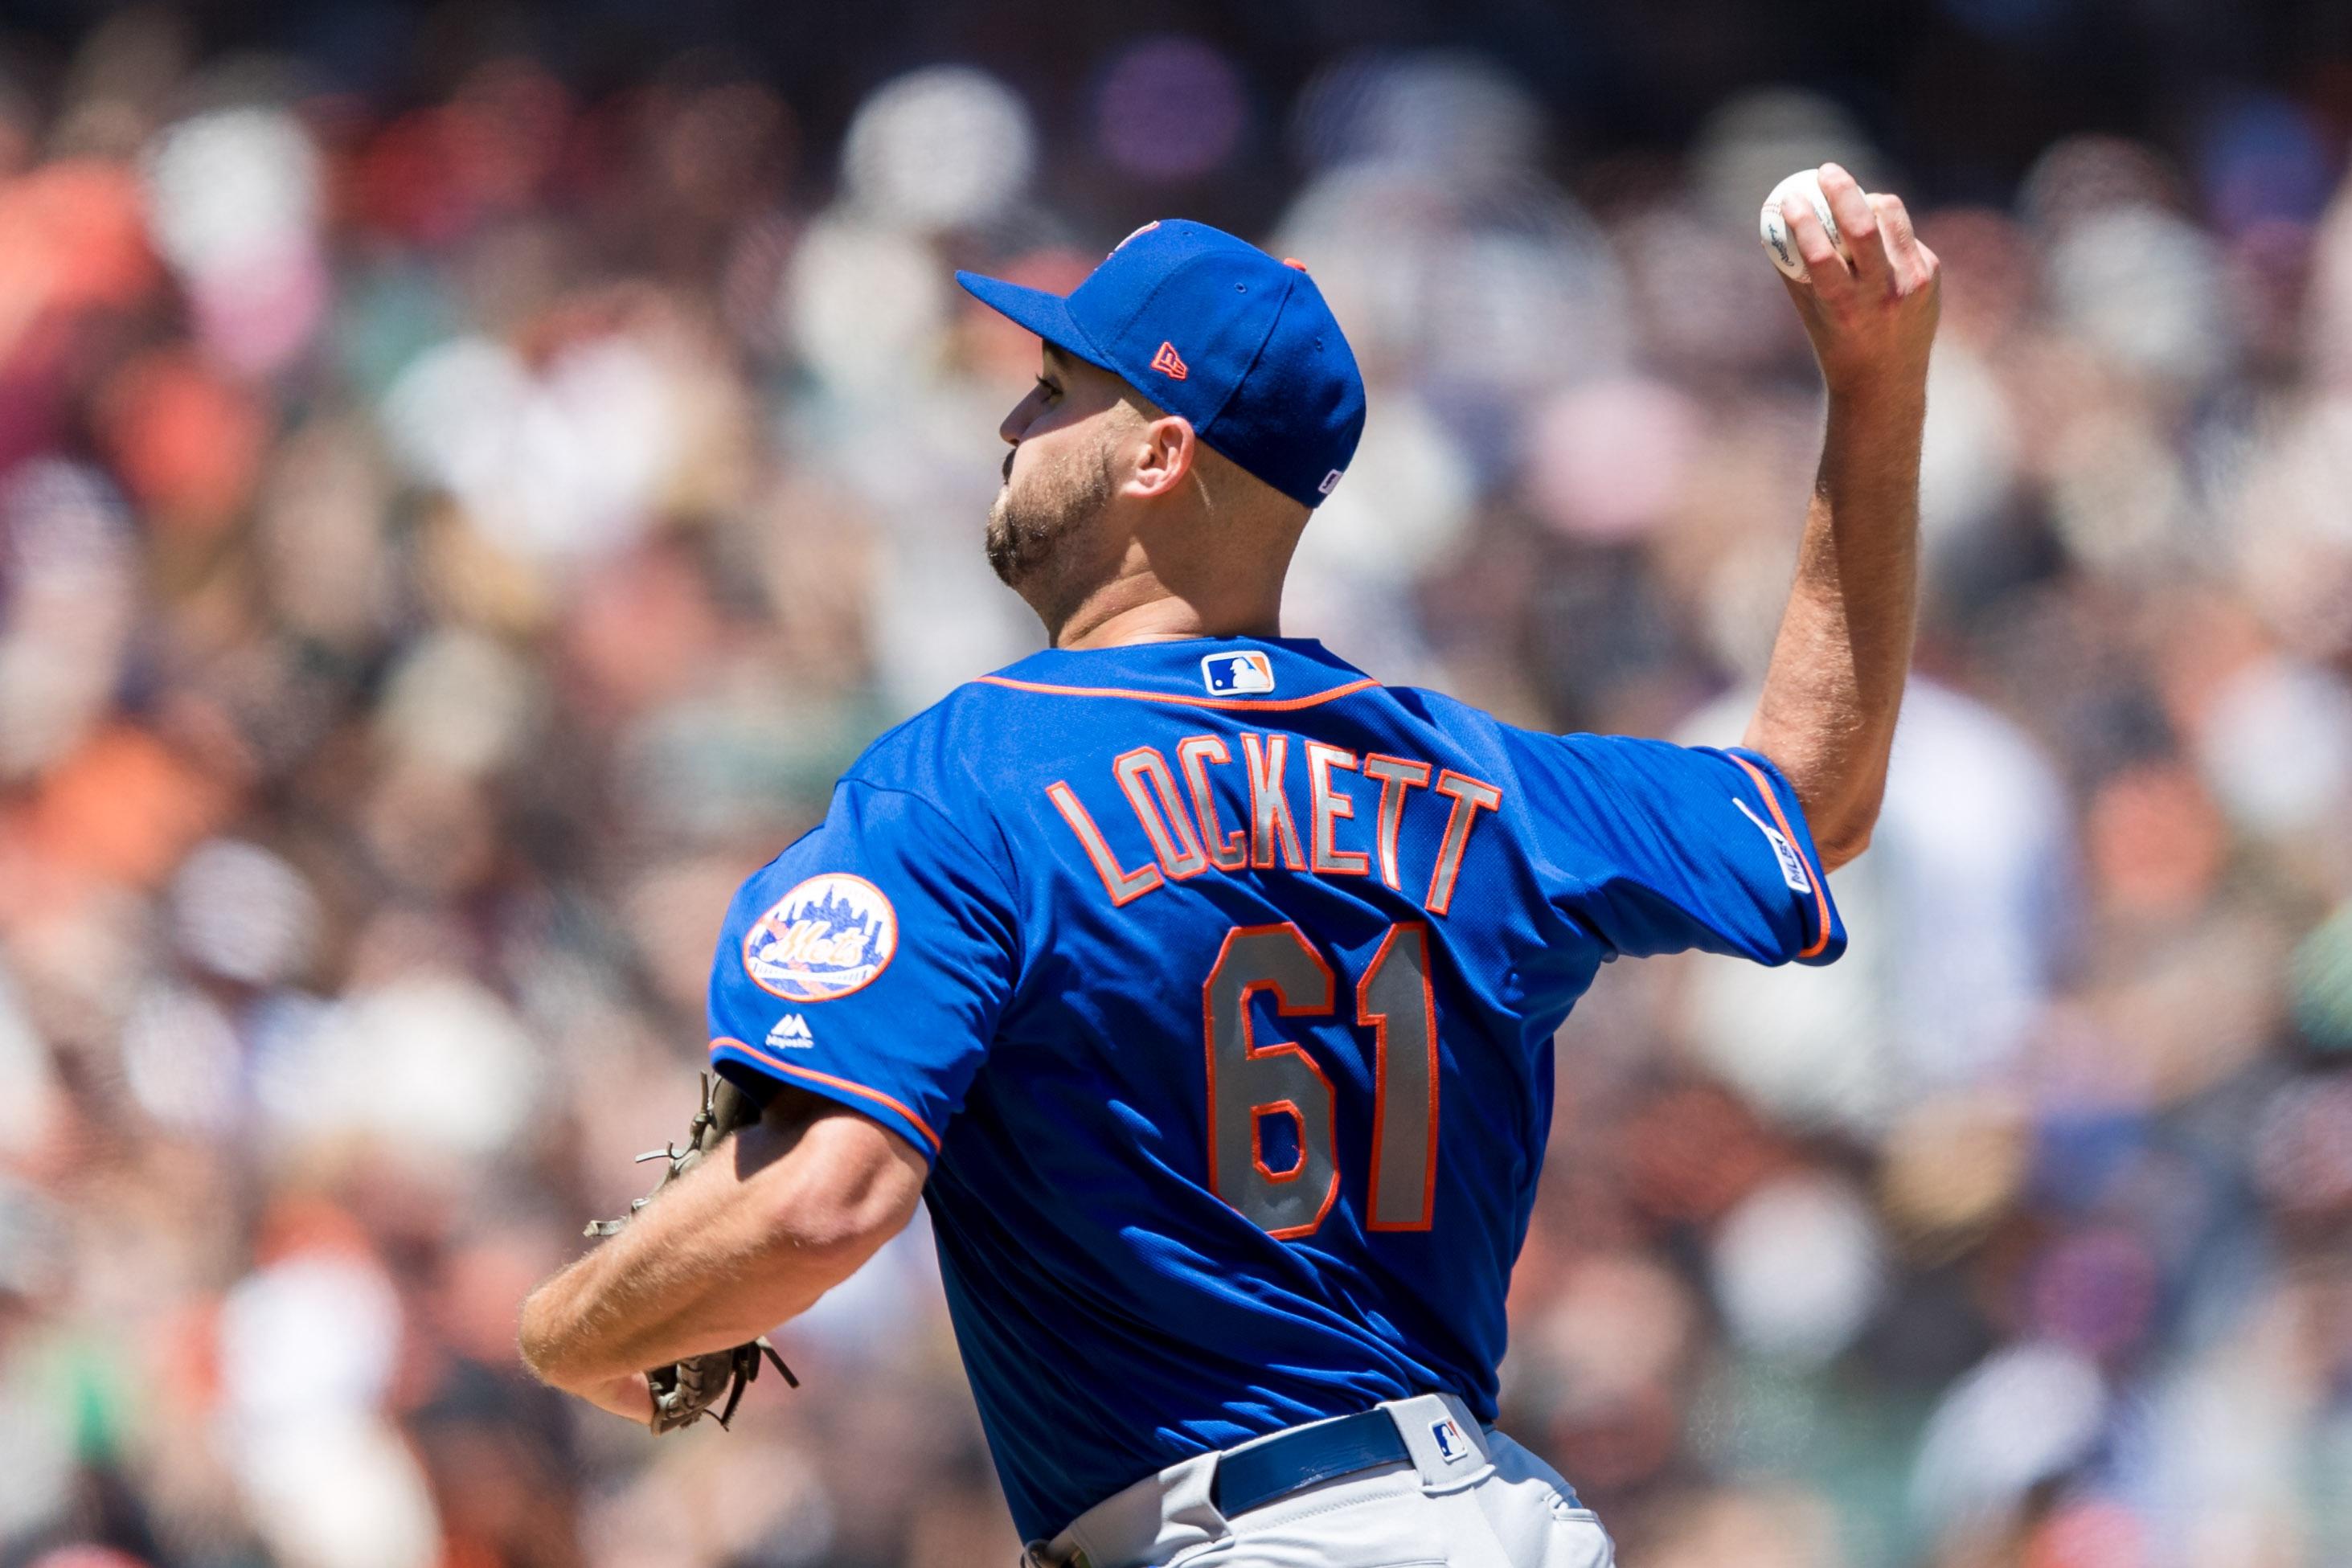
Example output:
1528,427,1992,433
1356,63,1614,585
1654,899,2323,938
1727,755,1833,960
973,673,1380,712
711,1036,943,1153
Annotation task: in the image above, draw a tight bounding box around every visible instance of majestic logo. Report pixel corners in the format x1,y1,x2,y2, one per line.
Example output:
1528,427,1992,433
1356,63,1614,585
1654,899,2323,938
1150,341,1189,380
1201,650,1275,696
1431,1417,1470,1464
1733,797,1814,895
743,874,898,1002
766,1013,815,1049
1318,469,1344,495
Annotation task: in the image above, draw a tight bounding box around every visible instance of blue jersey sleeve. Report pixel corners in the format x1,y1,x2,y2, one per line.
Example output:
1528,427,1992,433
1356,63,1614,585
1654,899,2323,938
706,780,1019,1161
1512,733,1846,966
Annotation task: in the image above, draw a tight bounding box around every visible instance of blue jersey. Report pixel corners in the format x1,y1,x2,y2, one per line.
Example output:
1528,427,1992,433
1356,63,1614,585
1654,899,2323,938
705,637,1844,1538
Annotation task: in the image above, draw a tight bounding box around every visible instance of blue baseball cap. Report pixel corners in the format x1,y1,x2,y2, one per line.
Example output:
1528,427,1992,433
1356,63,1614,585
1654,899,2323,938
957,220,1367,509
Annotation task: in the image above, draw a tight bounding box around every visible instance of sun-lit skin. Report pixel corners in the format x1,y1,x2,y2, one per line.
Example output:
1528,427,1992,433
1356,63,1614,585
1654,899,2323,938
987,342,1311,650
1744,162,1940,870
518,166,1939,1427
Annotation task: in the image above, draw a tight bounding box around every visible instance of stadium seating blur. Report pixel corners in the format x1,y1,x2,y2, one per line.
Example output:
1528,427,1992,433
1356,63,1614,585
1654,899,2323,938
0,5,2347,1565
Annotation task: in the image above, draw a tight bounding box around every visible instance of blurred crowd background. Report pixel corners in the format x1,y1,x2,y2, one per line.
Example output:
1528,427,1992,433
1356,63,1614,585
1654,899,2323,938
1,2,2350,1566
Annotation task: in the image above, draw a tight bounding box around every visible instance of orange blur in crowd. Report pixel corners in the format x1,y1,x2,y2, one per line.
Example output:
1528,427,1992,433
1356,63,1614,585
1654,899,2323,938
0,8,2346,1568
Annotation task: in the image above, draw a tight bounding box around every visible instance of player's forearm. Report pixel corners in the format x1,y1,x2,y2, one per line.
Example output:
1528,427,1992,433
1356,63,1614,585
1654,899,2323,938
518,1175,804,1390
1742,377,1924,870
1740,166,1940,872
519,1112,919,1390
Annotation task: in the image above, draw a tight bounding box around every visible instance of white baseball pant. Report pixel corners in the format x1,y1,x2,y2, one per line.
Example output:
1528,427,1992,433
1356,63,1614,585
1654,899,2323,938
1022,1394,1616,1568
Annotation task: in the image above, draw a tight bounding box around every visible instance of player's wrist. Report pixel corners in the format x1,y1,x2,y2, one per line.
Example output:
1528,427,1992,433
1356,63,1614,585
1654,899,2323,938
1819,354,1930,412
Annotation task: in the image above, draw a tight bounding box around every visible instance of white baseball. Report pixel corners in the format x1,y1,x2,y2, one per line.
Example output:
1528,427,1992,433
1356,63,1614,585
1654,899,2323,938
1760,169,1853,283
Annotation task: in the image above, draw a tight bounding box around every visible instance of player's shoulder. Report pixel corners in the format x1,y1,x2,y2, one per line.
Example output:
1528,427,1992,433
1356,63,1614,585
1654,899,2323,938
723,682,1018,922
838,645,1667,800
834,660,1125,816
1380,681,1740,798
833,678,1012,808
1379,680,1574,747
1379,678,1497,732
1375,678,1566,769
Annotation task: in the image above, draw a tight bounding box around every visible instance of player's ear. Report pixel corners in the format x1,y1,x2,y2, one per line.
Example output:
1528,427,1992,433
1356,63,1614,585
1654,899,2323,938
1126,413,1199,502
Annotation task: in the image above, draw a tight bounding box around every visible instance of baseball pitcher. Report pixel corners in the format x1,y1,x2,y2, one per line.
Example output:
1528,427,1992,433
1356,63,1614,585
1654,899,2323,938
521,164,1939,1566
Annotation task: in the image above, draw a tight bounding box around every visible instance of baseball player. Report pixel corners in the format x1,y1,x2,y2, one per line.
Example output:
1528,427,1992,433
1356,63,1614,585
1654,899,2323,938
521,165,1939,1566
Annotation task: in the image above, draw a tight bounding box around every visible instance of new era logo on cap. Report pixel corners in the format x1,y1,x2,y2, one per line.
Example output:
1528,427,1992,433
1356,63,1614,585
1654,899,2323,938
1201,651,1274,695
1151,341,1189,380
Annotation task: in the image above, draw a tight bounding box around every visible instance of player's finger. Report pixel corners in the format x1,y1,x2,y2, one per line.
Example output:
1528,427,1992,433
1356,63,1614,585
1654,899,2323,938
1870,192,1915,255
1869,192,1925,282
1818,163,1884,282
1781,196,1850,297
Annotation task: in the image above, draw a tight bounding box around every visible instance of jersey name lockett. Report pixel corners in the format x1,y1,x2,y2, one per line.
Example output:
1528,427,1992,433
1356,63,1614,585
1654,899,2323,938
1047,731,1502,915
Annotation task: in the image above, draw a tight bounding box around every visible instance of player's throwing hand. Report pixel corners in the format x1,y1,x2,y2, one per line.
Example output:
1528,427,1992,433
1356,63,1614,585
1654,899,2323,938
1778,162,1940,395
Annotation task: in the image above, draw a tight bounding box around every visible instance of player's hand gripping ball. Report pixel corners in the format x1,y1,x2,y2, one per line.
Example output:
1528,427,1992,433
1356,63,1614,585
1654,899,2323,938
1759,168,1851,282
1762,162,1941,396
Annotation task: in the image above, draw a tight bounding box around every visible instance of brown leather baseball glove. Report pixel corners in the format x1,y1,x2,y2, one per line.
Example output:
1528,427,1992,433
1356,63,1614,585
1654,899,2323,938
585,1072,799,1433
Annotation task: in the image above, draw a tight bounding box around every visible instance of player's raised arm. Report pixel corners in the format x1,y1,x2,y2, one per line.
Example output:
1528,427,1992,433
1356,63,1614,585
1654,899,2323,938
1741,162,1940,871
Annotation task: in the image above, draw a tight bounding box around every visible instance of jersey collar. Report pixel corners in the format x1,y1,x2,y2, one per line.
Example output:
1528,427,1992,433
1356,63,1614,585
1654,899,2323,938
976,637,1379,711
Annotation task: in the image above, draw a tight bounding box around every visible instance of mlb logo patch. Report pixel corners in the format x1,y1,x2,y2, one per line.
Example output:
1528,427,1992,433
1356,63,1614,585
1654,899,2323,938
1201,650,1275,696
1431,1417,1470,1464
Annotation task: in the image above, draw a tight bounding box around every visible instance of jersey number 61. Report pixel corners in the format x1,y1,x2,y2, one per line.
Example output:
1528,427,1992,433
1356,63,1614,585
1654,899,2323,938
1203,922,1436,1239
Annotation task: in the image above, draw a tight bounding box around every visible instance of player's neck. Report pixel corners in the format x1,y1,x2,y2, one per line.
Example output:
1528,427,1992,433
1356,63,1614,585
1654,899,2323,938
1049,585,1283,650
1035,521,1293,649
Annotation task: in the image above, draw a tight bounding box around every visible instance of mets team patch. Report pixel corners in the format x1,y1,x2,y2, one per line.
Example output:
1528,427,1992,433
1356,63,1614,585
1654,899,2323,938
743,873,898,1001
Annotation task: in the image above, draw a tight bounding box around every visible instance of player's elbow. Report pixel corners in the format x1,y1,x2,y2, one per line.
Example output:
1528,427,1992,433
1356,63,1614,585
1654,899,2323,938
516,1282,586,1389
516,1299,552,1379
1809,780,1884,873
1814,818,1873,874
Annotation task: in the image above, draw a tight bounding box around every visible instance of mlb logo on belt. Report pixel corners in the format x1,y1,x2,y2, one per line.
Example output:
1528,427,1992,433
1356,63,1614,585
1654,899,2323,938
1430,1416,1470,1464
1201,650,1275,695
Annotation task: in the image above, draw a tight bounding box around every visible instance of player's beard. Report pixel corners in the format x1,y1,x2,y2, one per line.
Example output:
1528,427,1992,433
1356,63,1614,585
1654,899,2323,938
985,438,1116,596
